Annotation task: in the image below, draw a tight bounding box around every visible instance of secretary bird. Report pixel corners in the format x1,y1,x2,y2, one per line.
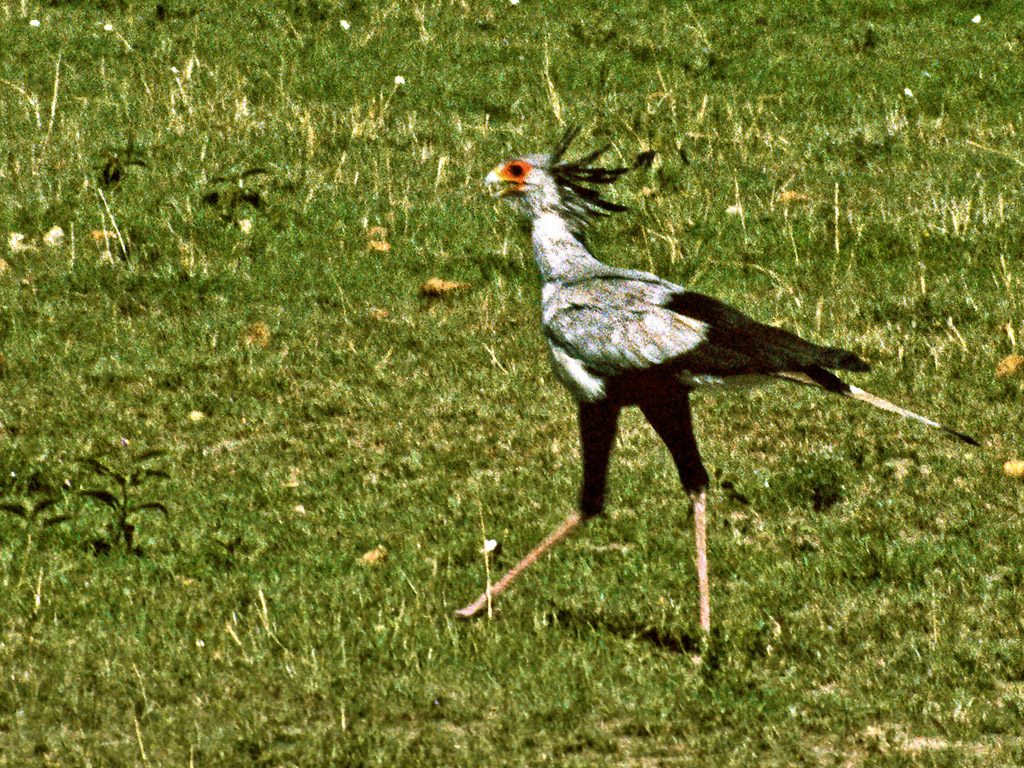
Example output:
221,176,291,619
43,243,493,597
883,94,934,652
455,127,977,633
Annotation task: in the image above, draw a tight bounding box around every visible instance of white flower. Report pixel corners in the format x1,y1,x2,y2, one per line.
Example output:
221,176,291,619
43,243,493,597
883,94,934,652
340,19,351,30
29,19,40,27
482,538,498,553
971,14,981,23
103,22,113,31
509,0,520,5
394,75,406,86
903,87,914,98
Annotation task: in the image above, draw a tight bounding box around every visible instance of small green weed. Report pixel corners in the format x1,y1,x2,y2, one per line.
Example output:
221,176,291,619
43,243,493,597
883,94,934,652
77,448,171,554
0,493,70,529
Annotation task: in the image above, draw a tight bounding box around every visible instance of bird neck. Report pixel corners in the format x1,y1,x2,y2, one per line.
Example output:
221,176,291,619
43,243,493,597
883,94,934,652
530,211,602,282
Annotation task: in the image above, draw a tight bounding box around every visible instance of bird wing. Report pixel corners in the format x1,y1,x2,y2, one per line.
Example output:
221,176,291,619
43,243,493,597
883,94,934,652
543,275,709,375
544,276,868,380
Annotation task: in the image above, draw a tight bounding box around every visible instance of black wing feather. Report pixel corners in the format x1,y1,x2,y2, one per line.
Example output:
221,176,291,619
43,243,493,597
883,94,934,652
666,291,870,379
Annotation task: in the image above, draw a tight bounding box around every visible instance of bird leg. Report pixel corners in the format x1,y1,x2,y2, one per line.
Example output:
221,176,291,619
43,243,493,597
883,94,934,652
639,393,711,635
691,490,710,635
454,512,584,619
454,401,620,620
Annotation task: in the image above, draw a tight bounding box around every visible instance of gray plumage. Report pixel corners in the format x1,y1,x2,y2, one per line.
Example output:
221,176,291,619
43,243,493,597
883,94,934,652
544,275,709,380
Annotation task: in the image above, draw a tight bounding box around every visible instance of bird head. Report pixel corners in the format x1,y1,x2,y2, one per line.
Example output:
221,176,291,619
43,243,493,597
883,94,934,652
484,127,633,234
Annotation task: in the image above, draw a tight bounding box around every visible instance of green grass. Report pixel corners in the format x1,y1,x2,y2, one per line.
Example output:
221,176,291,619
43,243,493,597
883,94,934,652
2,0,1024,764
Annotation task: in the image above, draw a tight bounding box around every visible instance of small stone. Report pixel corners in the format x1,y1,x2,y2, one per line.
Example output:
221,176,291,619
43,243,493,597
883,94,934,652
42,226,64,247
8,233,34,253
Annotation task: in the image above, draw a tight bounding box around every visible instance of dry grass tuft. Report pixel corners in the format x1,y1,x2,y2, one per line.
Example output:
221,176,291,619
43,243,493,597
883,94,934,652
243,321,272,348
1003,460,1024,479
420,277,471,297
367,226,391,252
360,545,388,565
995,354,1024,379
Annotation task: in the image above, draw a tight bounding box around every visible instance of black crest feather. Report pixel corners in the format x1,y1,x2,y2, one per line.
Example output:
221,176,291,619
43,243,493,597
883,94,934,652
549,127,633,230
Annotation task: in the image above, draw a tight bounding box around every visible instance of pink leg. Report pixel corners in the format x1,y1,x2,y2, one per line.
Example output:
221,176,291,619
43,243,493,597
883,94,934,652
691,490,710,635
455,513,583,619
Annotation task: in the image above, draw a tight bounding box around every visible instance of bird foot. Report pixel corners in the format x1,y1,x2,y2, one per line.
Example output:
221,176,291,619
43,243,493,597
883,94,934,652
453,597,489,620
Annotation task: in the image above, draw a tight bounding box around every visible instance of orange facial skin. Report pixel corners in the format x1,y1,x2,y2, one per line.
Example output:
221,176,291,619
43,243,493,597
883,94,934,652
491,159,533,195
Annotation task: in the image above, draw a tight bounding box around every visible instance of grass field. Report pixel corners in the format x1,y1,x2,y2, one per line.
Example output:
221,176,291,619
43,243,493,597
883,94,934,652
2,1,1024,764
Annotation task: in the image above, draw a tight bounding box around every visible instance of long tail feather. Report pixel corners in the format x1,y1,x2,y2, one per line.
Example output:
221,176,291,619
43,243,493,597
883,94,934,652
774,371,979,445
845,384,979,446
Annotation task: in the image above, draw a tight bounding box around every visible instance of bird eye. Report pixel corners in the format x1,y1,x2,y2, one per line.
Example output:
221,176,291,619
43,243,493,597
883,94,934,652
506,163,525,178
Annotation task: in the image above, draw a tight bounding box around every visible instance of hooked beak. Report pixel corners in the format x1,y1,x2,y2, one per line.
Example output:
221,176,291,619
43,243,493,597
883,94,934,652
484,167,524,198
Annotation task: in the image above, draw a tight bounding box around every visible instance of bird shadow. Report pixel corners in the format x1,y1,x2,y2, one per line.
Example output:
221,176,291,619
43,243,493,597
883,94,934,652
547,607,703,656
